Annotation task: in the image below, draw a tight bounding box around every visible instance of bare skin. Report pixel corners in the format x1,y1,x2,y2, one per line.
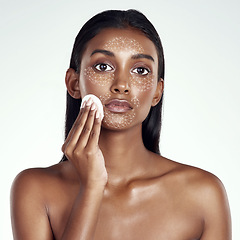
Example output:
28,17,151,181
11,28,231,240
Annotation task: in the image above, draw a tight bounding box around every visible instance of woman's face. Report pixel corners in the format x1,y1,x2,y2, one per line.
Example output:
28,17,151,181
79,28,162,130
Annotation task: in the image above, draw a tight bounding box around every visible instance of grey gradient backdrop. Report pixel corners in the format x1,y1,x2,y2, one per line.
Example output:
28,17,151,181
1,0,239,238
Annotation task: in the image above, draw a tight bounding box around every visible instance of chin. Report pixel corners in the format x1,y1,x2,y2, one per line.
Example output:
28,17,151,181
101,117,134,131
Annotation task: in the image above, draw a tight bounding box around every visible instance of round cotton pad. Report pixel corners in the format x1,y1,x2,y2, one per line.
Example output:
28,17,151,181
81,94,104,120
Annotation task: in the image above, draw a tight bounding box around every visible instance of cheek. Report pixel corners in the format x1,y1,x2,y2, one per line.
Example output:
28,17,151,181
130,74,155,92
84,67,114,86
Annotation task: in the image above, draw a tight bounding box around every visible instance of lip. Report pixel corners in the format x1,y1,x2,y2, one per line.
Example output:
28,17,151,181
105,99,133,113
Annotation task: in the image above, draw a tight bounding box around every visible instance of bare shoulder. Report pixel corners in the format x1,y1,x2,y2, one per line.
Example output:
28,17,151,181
10,163,72,240
147,155,231,239
170,159,230,217
156,155,231,235
12,162,62,184
150,154,231,211
11,161,72,200
156,155,226,194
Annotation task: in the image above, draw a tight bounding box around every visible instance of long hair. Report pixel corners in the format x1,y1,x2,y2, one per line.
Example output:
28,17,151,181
61,9,165,161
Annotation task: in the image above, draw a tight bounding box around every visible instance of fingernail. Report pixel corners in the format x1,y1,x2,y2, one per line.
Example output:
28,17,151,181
81,101,86,109
95,110,100,118
91,103,96,110
86,97,93,106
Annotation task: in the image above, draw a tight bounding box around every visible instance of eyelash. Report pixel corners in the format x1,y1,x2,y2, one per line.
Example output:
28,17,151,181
94,63,113,72
131,67,150,76
93,63,151,76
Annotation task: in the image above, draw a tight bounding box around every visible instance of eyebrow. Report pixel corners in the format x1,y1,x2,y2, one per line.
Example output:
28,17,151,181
91,49,114,57
131,53,155,62
90,49,154,62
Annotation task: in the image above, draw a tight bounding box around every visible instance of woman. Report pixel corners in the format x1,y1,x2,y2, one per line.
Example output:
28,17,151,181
10,9,231,240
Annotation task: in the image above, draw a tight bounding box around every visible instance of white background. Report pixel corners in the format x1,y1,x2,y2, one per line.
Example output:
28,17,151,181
1,0,239,239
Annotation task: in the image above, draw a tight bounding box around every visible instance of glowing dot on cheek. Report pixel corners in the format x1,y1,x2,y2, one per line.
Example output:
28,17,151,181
130,75,155,92
84,67,114,86
99,93,112,105
131,96,140,108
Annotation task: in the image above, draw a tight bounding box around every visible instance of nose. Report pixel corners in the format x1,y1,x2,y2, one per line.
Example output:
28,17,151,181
110,72,130,95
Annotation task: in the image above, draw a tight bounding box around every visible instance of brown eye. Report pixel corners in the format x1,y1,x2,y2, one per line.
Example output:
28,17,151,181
95,63,113,72
132,67,150,76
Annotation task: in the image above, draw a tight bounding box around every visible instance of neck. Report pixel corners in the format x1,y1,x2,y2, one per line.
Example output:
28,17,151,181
99,124,151,185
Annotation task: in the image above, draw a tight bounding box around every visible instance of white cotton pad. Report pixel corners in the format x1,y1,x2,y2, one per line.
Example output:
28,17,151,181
81,94,104,120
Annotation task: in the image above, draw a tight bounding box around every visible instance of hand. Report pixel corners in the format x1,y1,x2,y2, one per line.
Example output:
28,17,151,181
62,97,108,189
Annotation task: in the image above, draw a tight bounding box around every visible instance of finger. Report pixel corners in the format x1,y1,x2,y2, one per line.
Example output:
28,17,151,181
64,107,84,141
86,110,102,150
62,98,92,152
62,106,87,153
66,99,94,147
74,103,97,149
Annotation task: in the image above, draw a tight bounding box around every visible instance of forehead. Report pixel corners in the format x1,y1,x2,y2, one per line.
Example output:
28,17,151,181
103,36,144,54
84,28,157,56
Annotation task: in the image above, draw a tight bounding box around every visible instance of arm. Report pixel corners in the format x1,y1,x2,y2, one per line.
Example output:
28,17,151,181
11,99,107,240
10,170,54,240
200,176,231,240
61,185,104,240
61,99,107,239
